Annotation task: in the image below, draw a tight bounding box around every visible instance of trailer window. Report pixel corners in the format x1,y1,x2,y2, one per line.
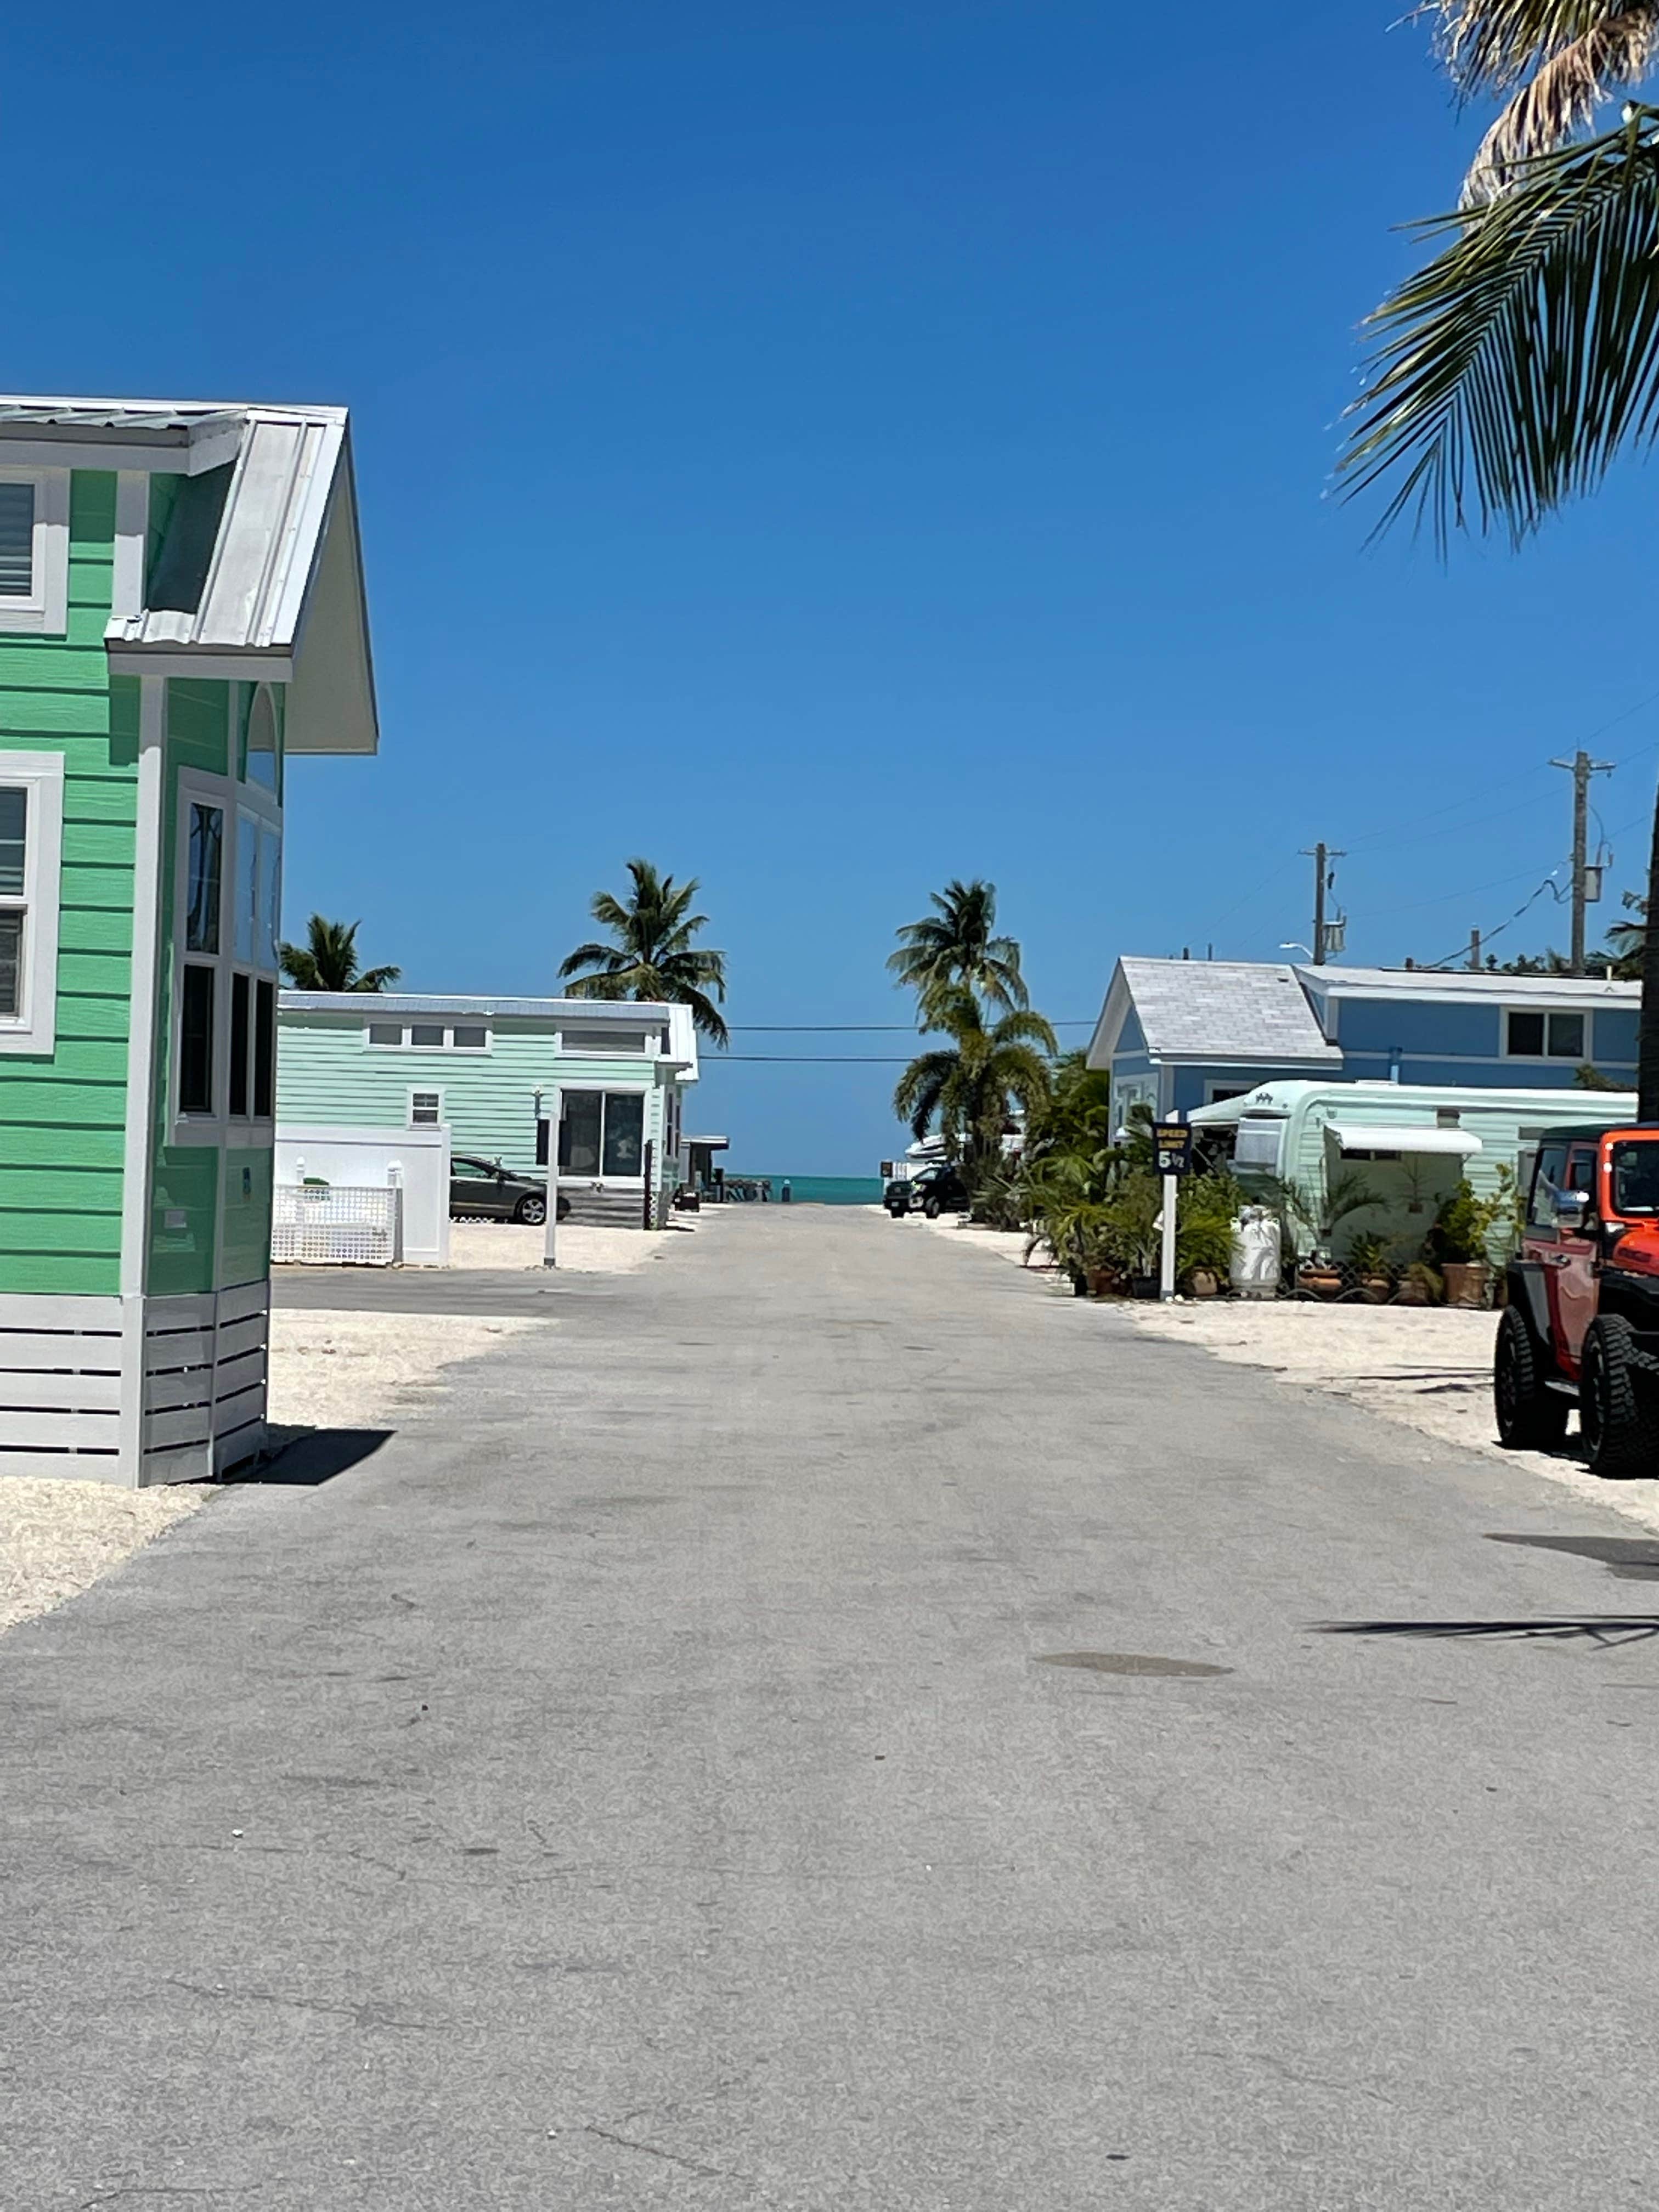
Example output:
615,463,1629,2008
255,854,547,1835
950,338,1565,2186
1611,1142,1659,1216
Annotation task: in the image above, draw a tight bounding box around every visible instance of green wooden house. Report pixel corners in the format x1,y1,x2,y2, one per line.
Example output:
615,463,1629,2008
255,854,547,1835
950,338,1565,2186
0,395,377,1485
276,994,699,1226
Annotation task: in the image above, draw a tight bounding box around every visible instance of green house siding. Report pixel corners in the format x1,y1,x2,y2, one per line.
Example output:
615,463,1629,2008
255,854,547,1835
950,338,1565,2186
0,472,132,1296
276,1014,682,1185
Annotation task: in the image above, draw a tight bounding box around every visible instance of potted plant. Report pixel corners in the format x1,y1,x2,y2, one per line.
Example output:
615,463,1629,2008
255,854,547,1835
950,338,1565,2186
1269,1169,1381,1300
1346,1231,1395,1304
1395,1259,1444,1306
1430,1176,1514,1308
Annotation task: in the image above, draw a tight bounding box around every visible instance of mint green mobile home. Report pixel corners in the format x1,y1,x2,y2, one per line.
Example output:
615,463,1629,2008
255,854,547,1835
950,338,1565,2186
0,396,377,1484
276,995,699,1227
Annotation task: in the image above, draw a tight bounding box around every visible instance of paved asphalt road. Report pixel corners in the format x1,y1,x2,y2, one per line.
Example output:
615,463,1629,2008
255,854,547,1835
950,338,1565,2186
10,1210,1659,2210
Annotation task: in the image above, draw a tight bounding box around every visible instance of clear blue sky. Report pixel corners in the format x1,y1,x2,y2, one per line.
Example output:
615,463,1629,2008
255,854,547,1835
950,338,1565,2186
14,3,1659,1172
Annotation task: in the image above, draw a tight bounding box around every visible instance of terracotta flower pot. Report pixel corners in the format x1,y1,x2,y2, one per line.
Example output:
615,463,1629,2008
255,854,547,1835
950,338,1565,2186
1358,1275,1393,1305
1299,1265,1345,1300
1187,1268,1221,1299
1442,1261,1490,1310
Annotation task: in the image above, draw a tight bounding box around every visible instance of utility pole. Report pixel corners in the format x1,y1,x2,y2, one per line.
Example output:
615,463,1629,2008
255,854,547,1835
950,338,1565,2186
1301,844,1346,965
1551,749,1615,973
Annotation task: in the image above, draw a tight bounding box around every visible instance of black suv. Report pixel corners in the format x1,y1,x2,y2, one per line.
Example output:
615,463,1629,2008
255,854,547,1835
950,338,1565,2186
885,1163,969,1219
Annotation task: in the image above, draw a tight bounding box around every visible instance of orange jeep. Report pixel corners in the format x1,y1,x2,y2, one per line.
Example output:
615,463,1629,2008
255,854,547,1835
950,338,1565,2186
1498,1123,1659,1474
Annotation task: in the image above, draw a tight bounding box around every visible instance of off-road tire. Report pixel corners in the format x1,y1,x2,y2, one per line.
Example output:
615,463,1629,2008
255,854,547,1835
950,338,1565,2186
1493,1305,1568,1451
1581,1314,1659,1478
515,1193,548,1227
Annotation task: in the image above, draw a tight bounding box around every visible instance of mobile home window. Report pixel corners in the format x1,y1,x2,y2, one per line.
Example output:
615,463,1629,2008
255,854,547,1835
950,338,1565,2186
409,1023,445,1047
410,1090,443,1126
558,1090,648,1178
368,1021,404,1047
173,780,279,1127
1506,1008,1585,1059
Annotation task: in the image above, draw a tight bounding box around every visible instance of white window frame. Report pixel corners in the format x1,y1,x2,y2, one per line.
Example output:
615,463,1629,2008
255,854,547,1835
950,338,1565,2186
408,1087,445,1127
557,1081,652,1182
0,750,64,1054
0,469,69,635
555,1023,653,1058
170,770,282,1142
1503,1006,1591,1062
363,1021,492,1053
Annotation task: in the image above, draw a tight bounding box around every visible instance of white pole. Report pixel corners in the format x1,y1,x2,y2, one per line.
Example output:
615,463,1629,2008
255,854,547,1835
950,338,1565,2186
1160,1173,1178,1302
543,1082,561,1269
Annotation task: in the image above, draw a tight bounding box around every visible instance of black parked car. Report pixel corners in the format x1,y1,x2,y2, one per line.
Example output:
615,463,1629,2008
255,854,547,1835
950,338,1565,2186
885,1163,969,1219
449,1155,564,1224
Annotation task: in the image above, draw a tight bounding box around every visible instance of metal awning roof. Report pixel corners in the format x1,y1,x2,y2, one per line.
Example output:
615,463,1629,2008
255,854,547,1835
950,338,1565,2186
1327,1122,1480,1156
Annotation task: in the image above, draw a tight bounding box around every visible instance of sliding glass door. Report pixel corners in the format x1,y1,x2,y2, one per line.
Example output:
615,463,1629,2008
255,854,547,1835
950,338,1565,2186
559,1091,648,1179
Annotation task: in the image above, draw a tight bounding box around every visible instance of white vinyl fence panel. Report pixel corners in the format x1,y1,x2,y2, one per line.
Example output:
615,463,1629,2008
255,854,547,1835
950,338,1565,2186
273,1184,401,1267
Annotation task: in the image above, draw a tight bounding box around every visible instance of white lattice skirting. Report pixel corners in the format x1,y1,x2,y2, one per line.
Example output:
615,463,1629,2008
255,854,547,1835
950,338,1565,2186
273,1184,400,1266
0,1282,270,1486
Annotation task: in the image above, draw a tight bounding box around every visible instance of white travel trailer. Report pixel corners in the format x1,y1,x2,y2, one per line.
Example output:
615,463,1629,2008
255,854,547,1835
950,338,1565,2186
1188,1080,1638,1258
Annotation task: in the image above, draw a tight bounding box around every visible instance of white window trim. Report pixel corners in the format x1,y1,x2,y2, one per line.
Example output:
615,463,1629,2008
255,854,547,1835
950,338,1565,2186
0,750,63,1054
169,770,282,1142
362,1022,492,1053
0,469,69,636
408,1086,445,1127
555,1024,657,1057
1502,1006,1592,1062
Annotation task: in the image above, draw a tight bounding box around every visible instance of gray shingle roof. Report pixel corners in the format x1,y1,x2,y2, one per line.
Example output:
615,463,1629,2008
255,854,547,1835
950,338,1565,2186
1118,958,1340,1062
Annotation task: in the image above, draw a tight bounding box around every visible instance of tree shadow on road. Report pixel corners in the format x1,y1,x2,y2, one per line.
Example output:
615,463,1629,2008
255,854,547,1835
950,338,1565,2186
1314,1615,1659,1646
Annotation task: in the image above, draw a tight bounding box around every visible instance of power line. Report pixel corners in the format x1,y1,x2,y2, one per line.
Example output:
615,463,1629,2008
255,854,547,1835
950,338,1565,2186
724,1019,1096,1032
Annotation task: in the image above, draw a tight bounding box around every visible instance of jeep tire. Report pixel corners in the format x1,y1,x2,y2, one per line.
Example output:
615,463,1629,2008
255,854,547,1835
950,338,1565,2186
1494,1305,1568,1451
1581,1314,1659,1478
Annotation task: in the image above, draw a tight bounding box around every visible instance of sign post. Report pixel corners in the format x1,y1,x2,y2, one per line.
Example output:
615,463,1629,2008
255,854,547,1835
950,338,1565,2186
534,1085,561,1269
1152,1117,1193,1302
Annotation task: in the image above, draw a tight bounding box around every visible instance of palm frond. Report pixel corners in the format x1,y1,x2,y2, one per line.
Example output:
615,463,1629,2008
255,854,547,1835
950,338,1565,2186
1341,108,1659,546
1436,0,1652,94
1462,3,1659,198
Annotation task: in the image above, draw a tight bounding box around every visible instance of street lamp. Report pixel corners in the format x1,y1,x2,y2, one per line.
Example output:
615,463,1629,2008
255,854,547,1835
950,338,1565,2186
1279,941,1313,961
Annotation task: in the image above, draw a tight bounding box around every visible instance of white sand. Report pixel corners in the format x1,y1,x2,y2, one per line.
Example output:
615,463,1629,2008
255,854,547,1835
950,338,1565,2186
445,1217,704,1273
1,1307,545,1637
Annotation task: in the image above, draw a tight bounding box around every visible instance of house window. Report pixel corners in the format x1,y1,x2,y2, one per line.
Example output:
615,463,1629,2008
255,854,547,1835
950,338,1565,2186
0,483,33,595
0,470,69,635
409,1089,443,1126
173,777,280,1128
245,685,279,794
558,1023,649,1056
0,752,64,1052
364,1022,492,1051
1506,1009,1587,1059
558,1090,647,1178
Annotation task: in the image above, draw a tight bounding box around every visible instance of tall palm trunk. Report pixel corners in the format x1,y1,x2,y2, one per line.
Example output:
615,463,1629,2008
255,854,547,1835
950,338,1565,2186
1640,781,1659,1121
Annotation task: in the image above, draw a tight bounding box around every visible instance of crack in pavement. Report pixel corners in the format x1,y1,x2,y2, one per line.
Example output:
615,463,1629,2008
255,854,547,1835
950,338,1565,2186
583,2125,733,2181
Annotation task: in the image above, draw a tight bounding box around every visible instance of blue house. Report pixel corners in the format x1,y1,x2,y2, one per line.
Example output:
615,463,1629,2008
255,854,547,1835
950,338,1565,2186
1087,958,1639,1131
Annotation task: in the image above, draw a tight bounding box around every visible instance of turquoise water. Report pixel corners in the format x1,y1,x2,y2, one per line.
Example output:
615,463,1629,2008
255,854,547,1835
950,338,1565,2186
723,1174,883,1205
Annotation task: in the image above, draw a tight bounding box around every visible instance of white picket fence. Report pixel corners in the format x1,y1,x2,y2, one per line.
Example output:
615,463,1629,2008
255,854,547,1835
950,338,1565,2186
272,1184,402,1267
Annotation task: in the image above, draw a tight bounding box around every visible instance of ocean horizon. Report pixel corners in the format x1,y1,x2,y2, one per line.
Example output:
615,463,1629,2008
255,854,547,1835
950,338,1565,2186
721,1173,883,1205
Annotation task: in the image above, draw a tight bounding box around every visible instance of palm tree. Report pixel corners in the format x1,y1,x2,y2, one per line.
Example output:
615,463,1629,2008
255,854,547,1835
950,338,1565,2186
892,984,1056,1174
559,857,729,1045
279,915,400,992
1339,4,1659,1113
888,879,1028,1019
